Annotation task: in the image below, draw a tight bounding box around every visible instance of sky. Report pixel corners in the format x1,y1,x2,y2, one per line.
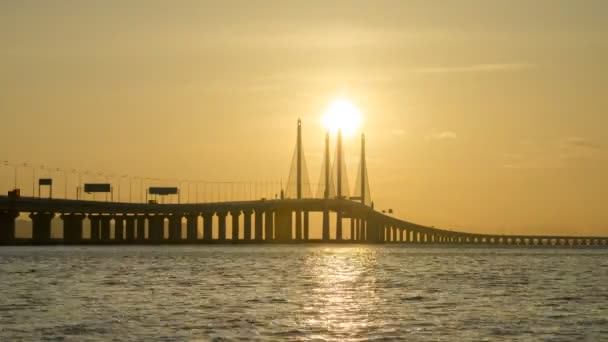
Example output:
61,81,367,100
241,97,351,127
1,0,607,236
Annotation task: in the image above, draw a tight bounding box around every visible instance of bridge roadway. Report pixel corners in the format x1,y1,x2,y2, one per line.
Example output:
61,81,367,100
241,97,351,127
0,196,606,247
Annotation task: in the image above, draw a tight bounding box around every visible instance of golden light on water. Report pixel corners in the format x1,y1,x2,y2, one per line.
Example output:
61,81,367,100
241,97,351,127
321,98,362,136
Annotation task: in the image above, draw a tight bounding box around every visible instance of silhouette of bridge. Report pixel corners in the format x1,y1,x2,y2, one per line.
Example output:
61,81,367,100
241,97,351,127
1,120,606,247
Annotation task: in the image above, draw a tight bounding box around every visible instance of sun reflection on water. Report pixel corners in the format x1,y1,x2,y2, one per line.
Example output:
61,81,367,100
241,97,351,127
301,246,383,339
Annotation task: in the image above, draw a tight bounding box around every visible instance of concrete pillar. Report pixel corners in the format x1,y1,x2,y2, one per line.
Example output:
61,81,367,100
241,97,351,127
353,218,360,241
274,208,292,242
30,212,54,243
295,210,302,241
125,216,136,242
230,210,241,242
136,216,146,240
186,214,198,242
89,215,100,241
168,214,182,242
361,219,367,241
61,214,85,243
243,210,252,241
350,218,355,241
391,227,396,242
114,215,124,241
100,216,111,241
264,210,274,241
254,209,263,241
0,211,19,244
336,211,343,241
303,211,309,241
412,231,419,243
148,215,164,242
202,212,213,241
217,211,227,241
322,209,330,241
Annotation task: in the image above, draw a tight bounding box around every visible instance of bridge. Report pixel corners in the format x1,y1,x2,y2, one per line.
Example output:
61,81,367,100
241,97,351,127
1,120,606,247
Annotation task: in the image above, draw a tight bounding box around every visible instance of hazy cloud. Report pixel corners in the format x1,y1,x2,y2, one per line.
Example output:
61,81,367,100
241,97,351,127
412,63,533,74
429,131,457,140
563,137,605,150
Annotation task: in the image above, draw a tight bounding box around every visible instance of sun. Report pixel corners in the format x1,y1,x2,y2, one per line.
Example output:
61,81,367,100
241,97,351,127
321,98,362,136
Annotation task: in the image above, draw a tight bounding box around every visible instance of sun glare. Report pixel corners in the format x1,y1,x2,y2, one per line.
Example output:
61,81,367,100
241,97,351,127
321,98,362,136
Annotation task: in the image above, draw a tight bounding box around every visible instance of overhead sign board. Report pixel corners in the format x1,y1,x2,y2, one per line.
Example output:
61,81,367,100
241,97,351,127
38,178,53,186
84,183,111,193
149,187,179,195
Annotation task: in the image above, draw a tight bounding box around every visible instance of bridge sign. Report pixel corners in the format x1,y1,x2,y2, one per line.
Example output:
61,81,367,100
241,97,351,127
38,178,52,186
84,183,111,193
148,187,179,195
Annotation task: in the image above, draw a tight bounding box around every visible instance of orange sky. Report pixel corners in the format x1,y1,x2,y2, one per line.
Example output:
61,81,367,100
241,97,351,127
1,1,607,236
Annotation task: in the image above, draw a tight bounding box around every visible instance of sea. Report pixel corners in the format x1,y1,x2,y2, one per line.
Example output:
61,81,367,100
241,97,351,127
0,245,606,341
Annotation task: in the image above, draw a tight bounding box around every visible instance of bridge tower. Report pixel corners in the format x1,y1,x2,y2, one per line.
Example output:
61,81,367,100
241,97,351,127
354,133,372,206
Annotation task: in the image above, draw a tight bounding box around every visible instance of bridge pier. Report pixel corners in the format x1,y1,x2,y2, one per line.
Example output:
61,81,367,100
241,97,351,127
114,215,124,241
125,216,136,242
230,210,241,242
30,212,54,243
274,208,292,242
0,211,19,244
243,210,252,241
295,210,302,241
202,212,213,241
303,211,309,241
264,210,274,241
61,214,84,243
254,209,263,241
217,211,227,241
186,214,198,242
322,209,330,241
168,214,182,242
148,214,164,242
89,215,100,241
336,211,343,241
100,216,111,241
136,216,146,241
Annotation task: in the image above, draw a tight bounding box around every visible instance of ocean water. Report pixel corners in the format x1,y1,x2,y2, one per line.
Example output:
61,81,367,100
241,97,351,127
0,246,606,341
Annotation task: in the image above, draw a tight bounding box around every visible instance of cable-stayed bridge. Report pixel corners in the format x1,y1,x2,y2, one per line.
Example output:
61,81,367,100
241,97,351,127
1,120,606,247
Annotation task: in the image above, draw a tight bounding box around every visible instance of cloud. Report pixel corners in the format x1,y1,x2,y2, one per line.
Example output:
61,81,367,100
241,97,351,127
429,131,457,140
412,63,533,74
563,137,605,150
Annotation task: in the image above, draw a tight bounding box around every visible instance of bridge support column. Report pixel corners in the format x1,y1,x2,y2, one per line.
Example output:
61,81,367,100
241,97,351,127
322,209,329,241
264,210,274,241
295,210,302,241
243,210,252,241
186,214,198,242
148,215,164,242
254,209,263,242
30,212,54,243
136,216,146,241
114,215,124,241
168,214,182,242
274,208,292,243
0,211,19,244
336,211,343,241
61,214,84,243
89,215,100,241
125,216,135,242
303,211,309,241
217,211,227,241
202,212,213,242
230,210,241,242
100,216,111,241
350,218,355,241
